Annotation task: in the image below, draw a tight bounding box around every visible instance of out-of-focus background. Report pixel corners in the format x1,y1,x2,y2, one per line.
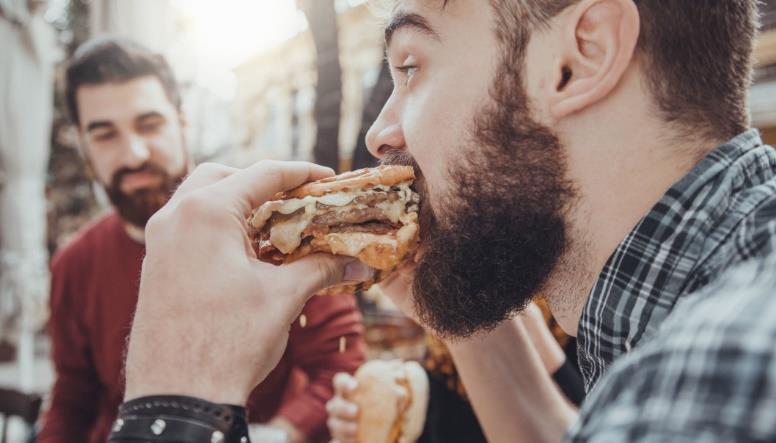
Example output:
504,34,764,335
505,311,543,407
0,0,774,440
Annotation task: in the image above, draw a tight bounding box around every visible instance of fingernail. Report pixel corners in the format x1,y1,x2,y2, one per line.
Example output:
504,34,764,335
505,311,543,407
346,403,358,416
344,261,372,282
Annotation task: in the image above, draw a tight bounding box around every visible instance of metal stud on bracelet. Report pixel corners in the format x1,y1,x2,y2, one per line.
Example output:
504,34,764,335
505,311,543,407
151,419,167,435
211,430,224,443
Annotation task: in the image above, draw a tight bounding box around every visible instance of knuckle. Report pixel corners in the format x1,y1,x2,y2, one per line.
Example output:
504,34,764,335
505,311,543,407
144,211,164,234
344,421,358,436
177,192,215,218
333,372,349,387
524,302,544,321
257,159,281,169
194,162,224,176
256,161,283,180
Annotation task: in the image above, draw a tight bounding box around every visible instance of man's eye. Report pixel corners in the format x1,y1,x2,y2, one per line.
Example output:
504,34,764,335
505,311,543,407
396,65,418,86
93,130,117,142
139,120,163,134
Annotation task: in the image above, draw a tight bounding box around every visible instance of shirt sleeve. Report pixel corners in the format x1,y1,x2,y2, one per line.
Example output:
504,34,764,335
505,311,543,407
274,293,367,441
37,252,101,443
566,257,776,443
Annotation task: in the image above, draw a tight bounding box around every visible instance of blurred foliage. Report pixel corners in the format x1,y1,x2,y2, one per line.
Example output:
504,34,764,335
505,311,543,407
301,0,343,171
46,0,99,255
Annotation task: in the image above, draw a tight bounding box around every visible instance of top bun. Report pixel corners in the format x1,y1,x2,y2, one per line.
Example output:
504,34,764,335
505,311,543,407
281,165,415,199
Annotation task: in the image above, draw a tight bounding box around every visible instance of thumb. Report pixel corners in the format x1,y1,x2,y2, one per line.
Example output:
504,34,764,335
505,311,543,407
276,254,371,304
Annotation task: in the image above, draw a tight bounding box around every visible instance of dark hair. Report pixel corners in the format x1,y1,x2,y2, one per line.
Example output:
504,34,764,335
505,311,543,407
479,0,760,141
65,37,182,126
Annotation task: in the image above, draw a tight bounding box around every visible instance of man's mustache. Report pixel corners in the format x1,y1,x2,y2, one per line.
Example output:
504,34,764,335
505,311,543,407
110,162,168,192
380,149,418,170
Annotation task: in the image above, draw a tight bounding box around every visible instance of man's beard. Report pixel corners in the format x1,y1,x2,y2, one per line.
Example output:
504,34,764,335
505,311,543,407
105,162,185,228
383,67,576,339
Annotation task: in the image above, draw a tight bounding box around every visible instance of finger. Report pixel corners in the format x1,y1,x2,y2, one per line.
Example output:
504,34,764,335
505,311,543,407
326,396,359,420
327,417,358,442
214,160,335,215
521,302,546,326
333,372,358,396
379,266,414,308
170,163,238,202
273,255,369,307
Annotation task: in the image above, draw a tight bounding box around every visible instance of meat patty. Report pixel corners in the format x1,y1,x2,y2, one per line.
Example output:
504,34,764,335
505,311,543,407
329,222,396,235
312,206,391,226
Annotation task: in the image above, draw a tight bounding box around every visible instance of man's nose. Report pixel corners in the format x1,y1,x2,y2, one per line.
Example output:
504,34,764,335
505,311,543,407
122,134,151,168
366,103,405,159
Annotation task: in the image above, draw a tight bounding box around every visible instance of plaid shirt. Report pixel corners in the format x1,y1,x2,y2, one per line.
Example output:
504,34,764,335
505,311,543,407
576,130,776,391
566,130,776,441
568,253,776,442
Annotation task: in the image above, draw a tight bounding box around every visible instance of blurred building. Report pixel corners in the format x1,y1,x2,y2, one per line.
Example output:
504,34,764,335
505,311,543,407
231,3,383,169
88,0,235,161
752,0,776,144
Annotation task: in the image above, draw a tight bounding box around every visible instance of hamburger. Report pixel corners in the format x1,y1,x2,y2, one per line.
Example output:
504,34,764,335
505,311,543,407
249,165,420,293
348,360,429,443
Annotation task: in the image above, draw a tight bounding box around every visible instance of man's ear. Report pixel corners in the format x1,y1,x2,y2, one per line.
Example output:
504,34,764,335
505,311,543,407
547,0,639,119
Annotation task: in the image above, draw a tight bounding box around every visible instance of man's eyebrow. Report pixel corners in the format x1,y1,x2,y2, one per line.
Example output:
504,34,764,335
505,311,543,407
136,111,166,122
85,120,115,133
385,12,440,49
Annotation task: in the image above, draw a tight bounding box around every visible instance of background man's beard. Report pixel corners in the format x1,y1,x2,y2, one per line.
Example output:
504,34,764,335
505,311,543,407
383,78,576,340
105,163,185,228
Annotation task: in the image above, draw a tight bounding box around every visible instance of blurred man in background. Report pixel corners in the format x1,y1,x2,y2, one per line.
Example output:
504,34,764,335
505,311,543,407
37,37,365,443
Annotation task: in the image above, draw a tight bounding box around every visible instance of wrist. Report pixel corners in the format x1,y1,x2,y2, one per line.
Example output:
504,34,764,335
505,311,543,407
124,380,249,406
124,334,251,405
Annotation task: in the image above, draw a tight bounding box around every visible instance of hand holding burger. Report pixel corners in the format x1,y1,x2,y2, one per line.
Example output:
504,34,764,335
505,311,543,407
124,161,373,404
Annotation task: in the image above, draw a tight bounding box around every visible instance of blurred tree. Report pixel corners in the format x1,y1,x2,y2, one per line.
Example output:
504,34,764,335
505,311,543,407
352,60,392,170
46,0,98,255
299,0,342,171
764,0,776,30
0,0,58,377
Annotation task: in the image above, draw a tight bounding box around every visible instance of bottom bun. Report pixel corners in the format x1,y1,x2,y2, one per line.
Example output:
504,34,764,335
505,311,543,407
349,360,429,443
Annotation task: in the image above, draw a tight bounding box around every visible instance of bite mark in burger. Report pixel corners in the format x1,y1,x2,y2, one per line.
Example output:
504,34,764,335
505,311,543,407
249,166,420,293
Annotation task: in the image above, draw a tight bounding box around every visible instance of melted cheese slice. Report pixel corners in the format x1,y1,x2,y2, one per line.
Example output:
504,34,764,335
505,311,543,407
268,205,315,253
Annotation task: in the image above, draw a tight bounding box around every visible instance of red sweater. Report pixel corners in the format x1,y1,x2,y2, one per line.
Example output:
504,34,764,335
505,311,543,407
38,212,366,443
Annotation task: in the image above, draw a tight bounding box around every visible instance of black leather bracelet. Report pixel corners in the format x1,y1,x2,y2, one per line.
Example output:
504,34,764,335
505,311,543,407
107,395,250,443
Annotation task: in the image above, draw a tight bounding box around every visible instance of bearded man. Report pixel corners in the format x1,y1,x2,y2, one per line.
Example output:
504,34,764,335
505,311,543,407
96,0,776,442
328,0,776,441
39,38,366,443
